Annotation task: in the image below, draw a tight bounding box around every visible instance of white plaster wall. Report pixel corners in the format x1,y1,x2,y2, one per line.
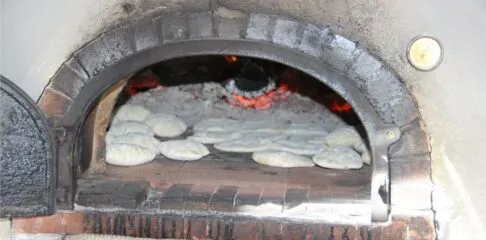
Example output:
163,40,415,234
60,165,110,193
0,0,135,100
0,219,11,239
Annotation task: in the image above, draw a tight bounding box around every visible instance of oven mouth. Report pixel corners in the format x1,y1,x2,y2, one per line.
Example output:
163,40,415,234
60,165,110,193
41,11,426,224
73,53,395,224
0,9,432,237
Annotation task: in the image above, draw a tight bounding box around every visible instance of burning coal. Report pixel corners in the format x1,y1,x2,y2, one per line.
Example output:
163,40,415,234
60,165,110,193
127,74,161,96
330,101,352,113
222,57,293,110
229,84,292,110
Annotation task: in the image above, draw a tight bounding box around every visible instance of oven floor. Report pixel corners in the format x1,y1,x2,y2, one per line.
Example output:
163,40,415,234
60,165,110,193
77,155,371,221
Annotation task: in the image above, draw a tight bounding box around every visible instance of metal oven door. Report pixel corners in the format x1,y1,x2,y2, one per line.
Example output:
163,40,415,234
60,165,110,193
0,76,55,217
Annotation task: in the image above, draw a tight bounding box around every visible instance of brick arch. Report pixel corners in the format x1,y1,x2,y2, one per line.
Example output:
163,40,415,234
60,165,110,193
37,10,430,221
40,12,419,127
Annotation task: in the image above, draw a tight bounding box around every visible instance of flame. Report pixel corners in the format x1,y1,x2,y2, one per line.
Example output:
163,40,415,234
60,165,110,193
229,84,291,110
329,101,352,113
225,55,238,63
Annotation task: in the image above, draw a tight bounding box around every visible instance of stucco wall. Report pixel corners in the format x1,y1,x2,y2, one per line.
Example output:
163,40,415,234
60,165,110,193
1,0,486,239
1,0,134,100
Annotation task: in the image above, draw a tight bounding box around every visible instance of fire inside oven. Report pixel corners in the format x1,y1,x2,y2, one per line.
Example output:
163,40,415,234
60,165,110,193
79,55,371,217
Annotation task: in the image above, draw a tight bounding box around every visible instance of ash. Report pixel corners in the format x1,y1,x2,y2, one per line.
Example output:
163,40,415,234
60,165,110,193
128,82,348,131
224,78,276,98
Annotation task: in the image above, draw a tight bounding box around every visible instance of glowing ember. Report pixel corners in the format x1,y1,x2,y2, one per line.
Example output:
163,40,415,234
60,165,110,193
329,101,352,113
229,84,291,110
127,75,161,96
225,55,238,63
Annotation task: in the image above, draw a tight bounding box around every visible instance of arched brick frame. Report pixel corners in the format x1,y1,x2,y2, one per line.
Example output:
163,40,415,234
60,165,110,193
37,11,431,221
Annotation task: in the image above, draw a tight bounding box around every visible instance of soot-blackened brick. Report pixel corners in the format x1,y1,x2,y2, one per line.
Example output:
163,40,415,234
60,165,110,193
210,185,238,212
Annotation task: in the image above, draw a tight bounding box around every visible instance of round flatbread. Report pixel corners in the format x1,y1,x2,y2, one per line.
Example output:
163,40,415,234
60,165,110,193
107,133,161,152
243,132,283,141
324,127,361,146
252,150,315,168
238,120,283,133
187,131,242,144
144,113,187,137
158,140,210,161
271,138,326,155
290,135,327,144
129,91,152,103
312,146,363,169
352,141,371,165
283,124,328,136
106,121,154,142
361,151,371,165
353,140,368,153
106,144,156,166
112,104,151,124
214,138,272,152
192,118,239,132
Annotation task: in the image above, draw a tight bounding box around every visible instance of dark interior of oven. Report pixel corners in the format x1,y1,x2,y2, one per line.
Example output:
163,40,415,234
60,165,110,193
76,55,371,216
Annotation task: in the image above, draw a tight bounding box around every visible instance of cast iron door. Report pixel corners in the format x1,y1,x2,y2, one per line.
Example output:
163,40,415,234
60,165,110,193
0,76,55,217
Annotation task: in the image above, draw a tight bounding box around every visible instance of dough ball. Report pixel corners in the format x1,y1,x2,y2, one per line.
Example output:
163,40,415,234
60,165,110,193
144,113,187,137
158,140,210,161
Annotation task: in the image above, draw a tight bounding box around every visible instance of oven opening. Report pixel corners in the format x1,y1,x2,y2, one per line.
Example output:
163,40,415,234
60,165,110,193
77,55,371,219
